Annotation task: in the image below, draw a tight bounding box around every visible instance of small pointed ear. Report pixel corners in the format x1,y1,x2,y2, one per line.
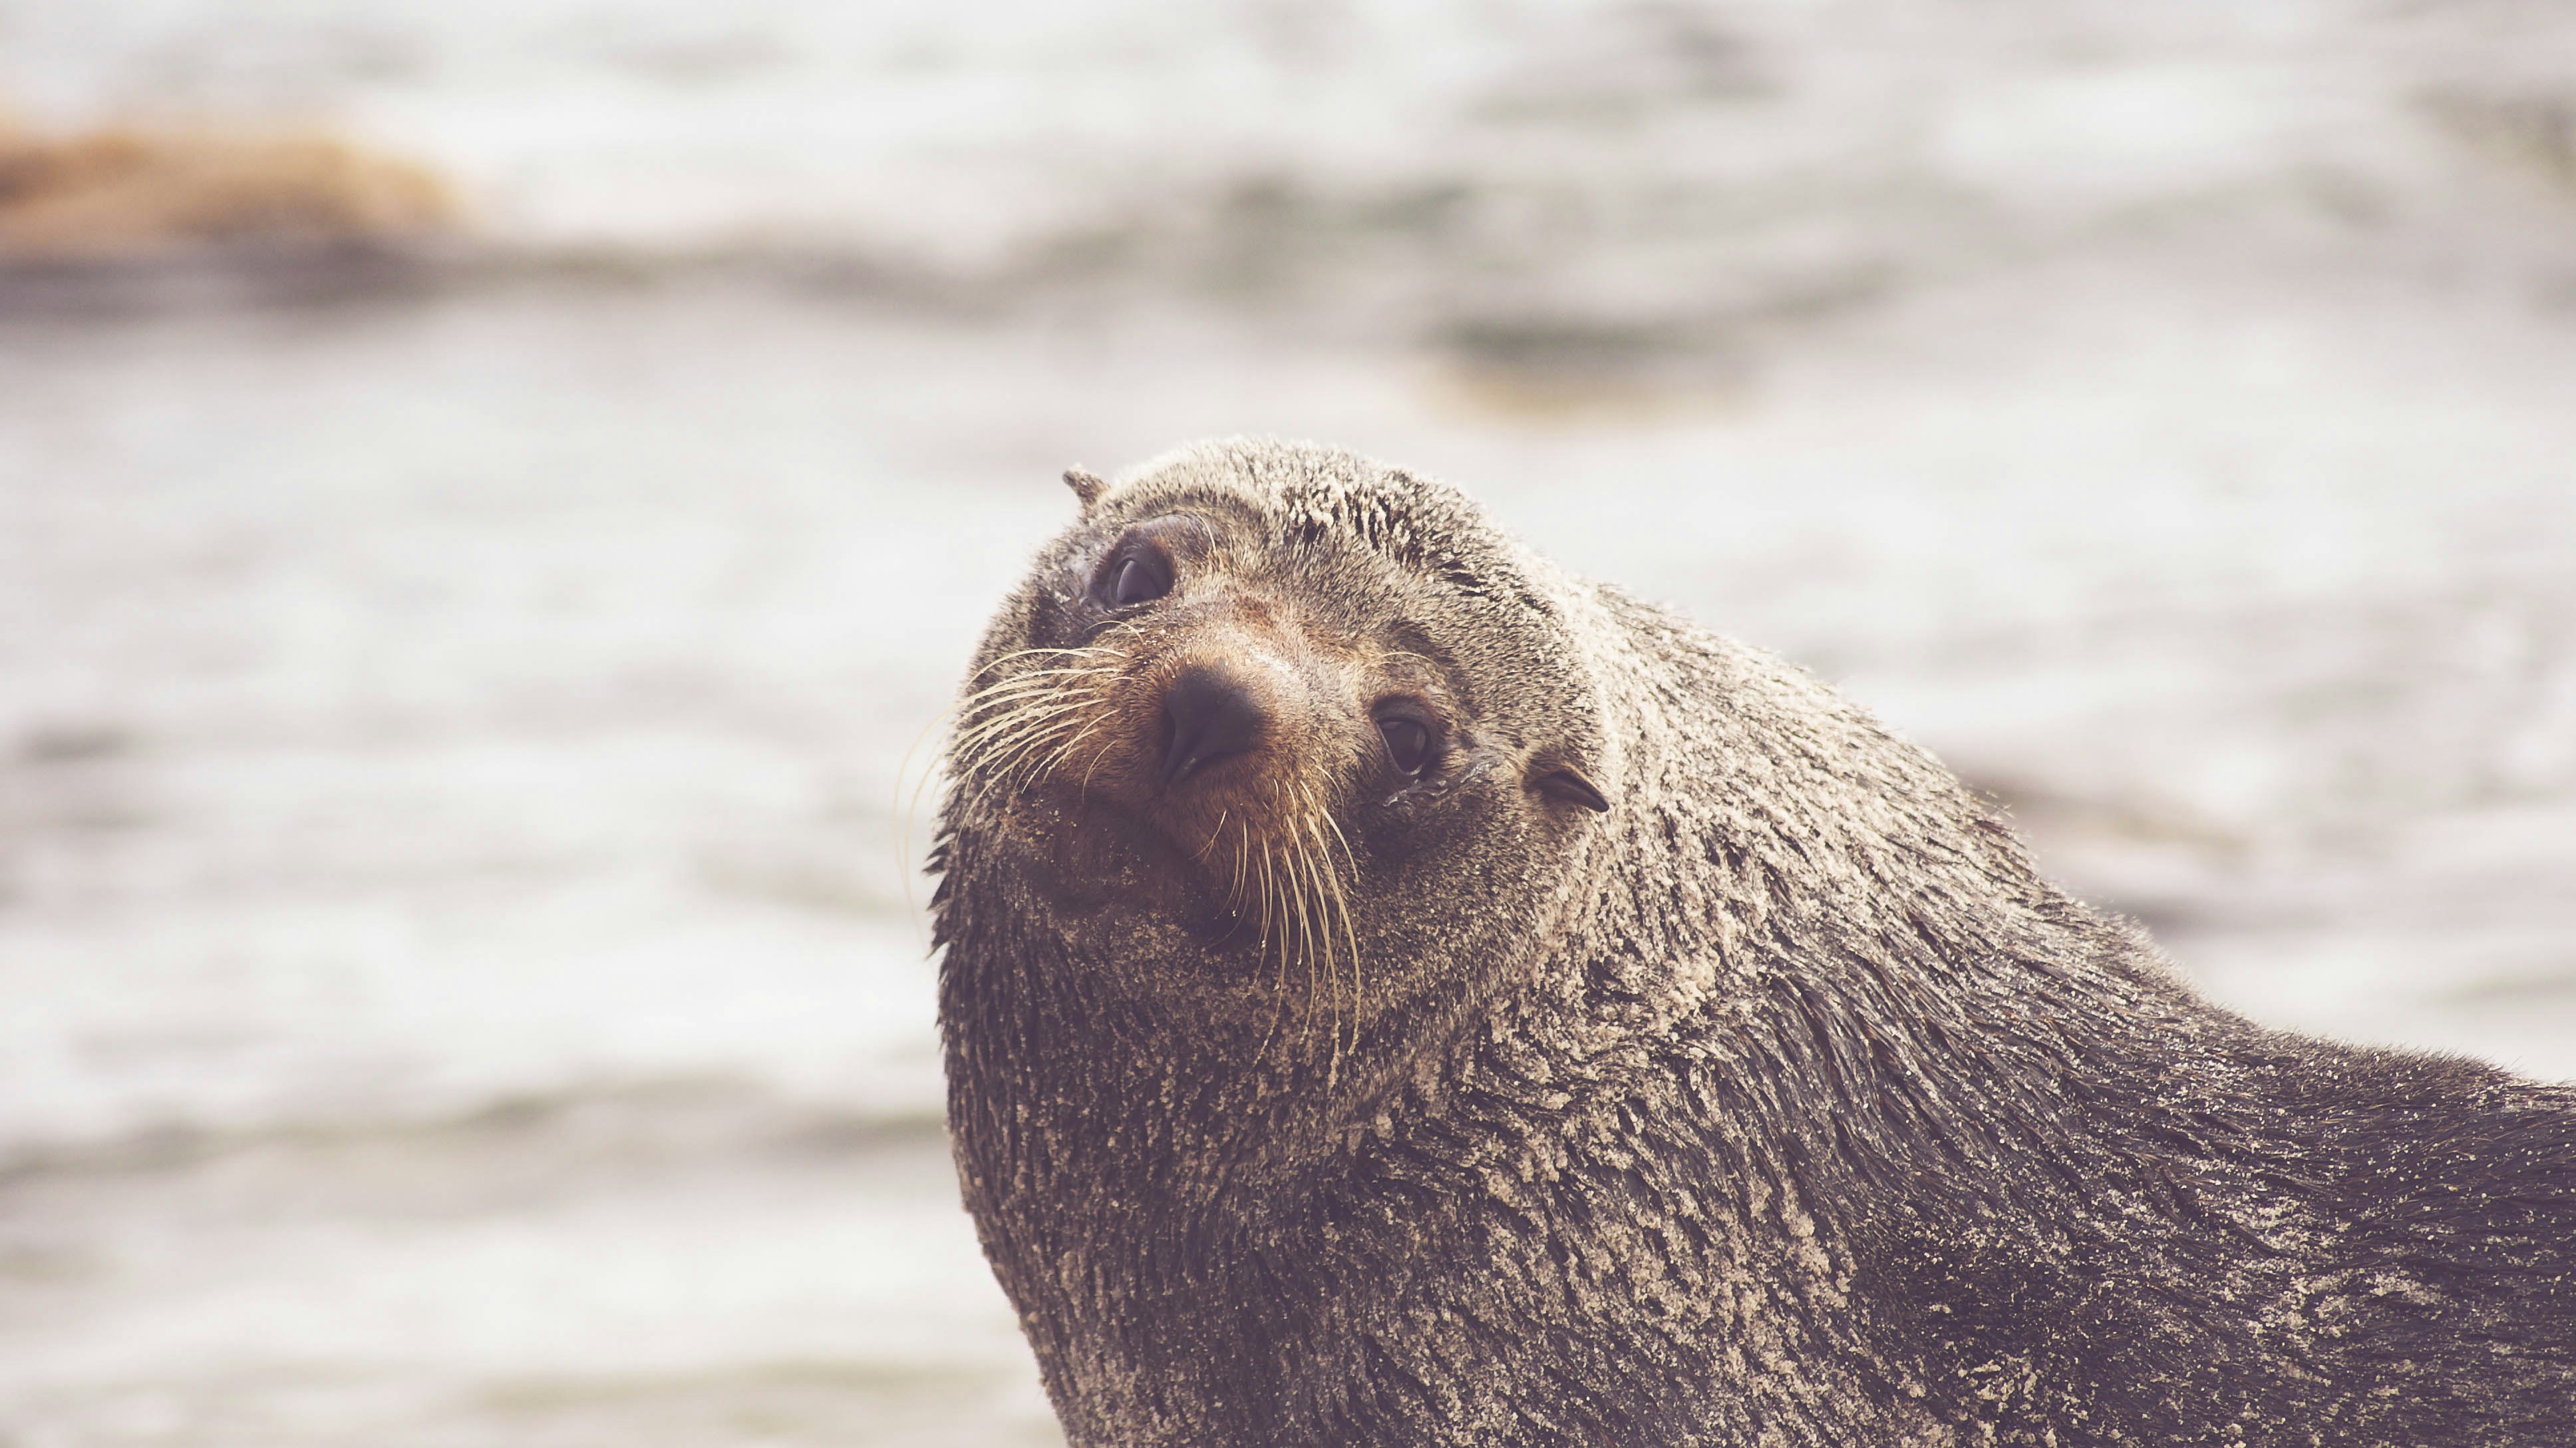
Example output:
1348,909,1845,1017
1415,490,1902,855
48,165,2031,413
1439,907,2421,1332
1063,467,1108,511
1530,762,1611,814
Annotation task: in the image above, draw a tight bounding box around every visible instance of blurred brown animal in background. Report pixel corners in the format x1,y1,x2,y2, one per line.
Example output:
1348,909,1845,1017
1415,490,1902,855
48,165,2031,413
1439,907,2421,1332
0,116,450,261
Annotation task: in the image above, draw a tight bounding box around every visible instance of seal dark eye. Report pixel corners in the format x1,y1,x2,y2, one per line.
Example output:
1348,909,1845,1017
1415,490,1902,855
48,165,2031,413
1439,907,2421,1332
1088,515,1211,612
1378,716,1432,777
1109,554,1170,607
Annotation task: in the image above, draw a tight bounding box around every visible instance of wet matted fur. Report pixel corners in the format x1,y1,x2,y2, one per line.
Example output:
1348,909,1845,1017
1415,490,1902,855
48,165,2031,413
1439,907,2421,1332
931,438,2576,1447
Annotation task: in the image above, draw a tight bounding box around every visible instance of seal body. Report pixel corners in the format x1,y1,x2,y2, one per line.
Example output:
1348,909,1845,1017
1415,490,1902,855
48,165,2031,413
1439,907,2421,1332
931,439,2576,1447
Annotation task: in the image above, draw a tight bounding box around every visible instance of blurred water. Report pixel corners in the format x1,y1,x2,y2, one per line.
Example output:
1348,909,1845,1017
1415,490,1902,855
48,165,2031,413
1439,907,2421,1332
5,2,2576,1444
6,1,2574,323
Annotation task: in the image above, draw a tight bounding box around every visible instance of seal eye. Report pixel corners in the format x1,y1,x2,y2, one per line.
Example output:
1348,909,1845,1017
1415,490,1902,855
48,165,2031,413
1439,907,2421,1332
1110,554,1170,607
1378,717,1432,777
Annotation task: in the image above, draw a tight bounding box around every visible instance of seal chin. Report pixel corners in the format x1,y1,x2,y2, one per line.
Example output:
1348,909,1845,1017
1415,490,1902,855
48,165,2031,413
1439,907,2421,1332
1021,788,1317,967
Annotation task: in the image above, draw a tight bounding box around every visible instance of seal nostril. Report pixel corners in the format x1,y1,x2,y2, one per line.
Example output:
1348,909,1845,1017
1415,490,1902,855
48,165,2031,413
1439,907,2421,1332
1160,665,1266,787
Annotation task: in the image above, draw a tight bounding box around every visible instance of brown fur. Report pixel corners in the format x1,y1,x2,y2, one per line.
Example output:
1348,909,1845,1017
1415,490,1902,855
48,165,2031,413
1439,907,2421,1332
933,438,2576,1447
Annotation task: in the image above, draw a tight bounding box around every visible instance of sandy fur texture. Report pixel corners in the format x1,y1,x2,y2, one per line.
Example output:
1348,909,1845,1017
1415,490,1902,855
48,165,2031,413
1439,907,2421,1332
933,438,2576,1447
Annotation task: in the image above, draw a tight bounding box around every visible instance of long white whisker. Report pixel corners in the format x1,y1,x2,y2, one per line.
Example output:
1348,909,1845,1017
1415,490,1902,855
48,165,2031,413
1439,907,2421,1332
1255,844,1289,1064
1314,795,1364,1066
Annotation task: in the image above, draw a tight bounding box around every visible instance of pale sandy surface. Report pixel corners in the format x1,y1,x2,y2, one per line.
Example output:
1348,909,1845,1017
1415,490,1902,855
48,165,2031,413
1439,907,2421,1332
5,2,2576,1443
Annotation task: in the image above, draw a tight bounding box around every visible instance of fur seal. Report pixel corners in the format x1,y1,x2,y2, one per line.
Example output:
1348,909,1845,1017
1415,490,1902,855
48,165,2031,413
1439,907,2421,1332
931,439,2576,1447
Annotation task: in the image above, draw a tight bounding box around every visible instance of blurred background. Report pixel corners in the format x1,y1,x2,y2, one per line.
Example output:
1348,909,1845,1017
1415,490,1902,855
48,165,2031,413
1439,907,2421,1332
4,1,2575,1443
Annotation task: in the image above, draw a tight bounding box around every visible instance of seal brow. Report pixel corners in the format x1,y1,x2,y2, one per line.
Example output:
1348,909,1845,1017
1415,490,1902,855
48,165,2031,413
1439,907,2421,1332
1384,623,1478,717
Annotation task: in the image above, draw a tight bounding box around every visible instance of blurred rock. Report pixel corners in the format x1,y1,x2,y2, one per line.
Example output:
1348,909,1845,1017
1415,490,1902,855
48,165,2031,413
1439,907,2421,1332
0,118,454,262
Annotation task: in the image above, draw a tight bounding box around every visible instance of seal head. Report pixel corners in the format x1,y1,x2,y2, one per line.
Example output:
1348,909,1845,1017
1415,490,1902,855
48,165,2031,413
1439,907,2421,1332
939,441,1612,1103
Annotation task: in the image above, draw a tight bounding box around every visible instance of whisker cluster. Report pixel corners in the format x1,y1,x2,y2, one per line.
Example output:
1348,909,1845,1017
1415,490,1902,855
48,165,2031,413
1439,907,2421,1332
941,645,1128,814
901,646,1121,908
1231,779,1364,1085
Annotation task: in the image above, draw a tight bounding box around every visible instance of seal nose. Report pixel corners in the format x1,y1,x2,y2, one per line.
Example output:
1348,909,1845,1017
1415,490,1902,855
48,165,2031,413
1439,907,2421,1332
1160,665,1265,787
